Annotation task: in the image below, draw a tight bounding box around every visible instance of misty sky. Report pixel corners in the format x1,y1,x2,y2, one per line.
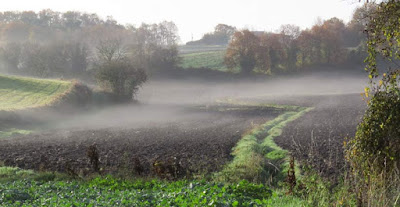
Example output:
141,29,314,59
1,0,361,43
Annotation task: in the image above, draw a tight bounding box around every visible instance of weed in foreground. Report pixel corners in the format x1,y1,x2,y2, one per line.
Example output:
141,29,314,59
86,144,100,173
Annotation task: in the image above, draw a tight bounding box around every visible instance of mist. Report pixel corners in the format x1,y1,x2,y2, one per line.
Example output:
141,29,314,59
37,70,366,132
2,2,391,204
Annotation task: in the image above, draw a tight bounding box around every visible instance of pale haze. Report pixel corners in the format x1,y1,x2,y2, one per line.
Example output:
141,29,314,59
1,0,361,44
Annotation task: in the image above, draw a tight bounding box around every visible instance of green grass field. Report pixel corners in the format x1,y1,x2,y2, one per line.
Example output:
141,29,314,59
179,50,240,73
0,75,73,111
179,50,228,71
178,45,227,54
178,45,241,73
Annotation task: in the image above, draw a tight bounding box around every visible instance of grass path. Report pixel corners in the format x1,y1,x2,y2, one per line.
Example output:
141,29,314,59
215,101,313,185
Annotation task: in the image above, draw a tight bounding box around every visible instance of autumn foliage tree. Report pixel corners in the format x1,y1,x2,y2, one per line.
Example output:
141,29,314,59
224,30,260,75
224,15,365,75
296,18,348,67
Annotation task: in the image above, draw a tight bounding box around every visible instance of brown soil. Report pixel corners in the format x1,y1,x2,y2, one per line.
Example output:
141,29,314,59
253,93,366,179
0,105,281,178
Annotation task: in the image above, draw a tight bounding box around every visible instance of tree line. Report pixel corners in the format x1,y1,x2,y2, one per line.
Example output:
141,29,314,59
186,24,237,45
0,6,375,98
184,6,372,75
0,10,181,100
224,5,373,75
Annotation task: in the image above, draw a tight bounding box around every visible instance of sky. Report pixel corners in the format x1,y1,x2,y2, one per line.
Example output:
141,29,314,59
1,0,362,44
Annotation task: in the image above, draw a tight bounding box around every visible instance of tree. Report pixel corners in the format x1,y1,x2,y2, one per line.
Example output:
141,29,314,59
279,25,300,70
96,60,147,101
295,18,347,67
215,24,236,37
186,24,236,45
297,29,317,67
65,42,88,74
157,21,179,46
0,42,21,73
224,30,260,75
150,45,181,70
94,40,147,101
279,24,300,40
0,9,183,91
214,24,236,44
260,33,287,73
344,5,375,47
319,17,347,63
129,22,181,73
0,21,32,42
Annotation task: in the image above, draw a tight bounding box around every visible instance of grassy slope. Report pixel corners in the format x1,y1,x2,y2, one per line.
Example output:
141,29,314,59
0,75,73,111
0,75,76,138
179,50,229,71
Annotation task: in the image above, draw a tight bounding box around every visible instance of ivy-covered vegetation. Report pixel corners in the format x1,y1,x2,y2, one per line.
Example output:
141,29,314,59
345,1,400,206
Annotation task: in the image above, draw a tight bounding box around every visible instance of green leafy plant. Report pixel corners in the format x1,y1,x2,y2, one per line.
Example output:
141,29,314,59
345,1,400,205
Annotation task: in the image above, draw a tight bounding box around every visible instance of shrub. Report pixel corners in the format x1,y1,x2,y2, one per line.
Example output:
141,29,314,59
346,91,400,205
347,91,400,173
95,60,147,102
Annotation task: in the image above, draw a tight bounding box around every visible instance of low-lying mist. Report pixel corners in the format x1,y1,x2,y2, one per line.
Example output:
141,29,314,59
46,70,367,131
139,70,366,104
